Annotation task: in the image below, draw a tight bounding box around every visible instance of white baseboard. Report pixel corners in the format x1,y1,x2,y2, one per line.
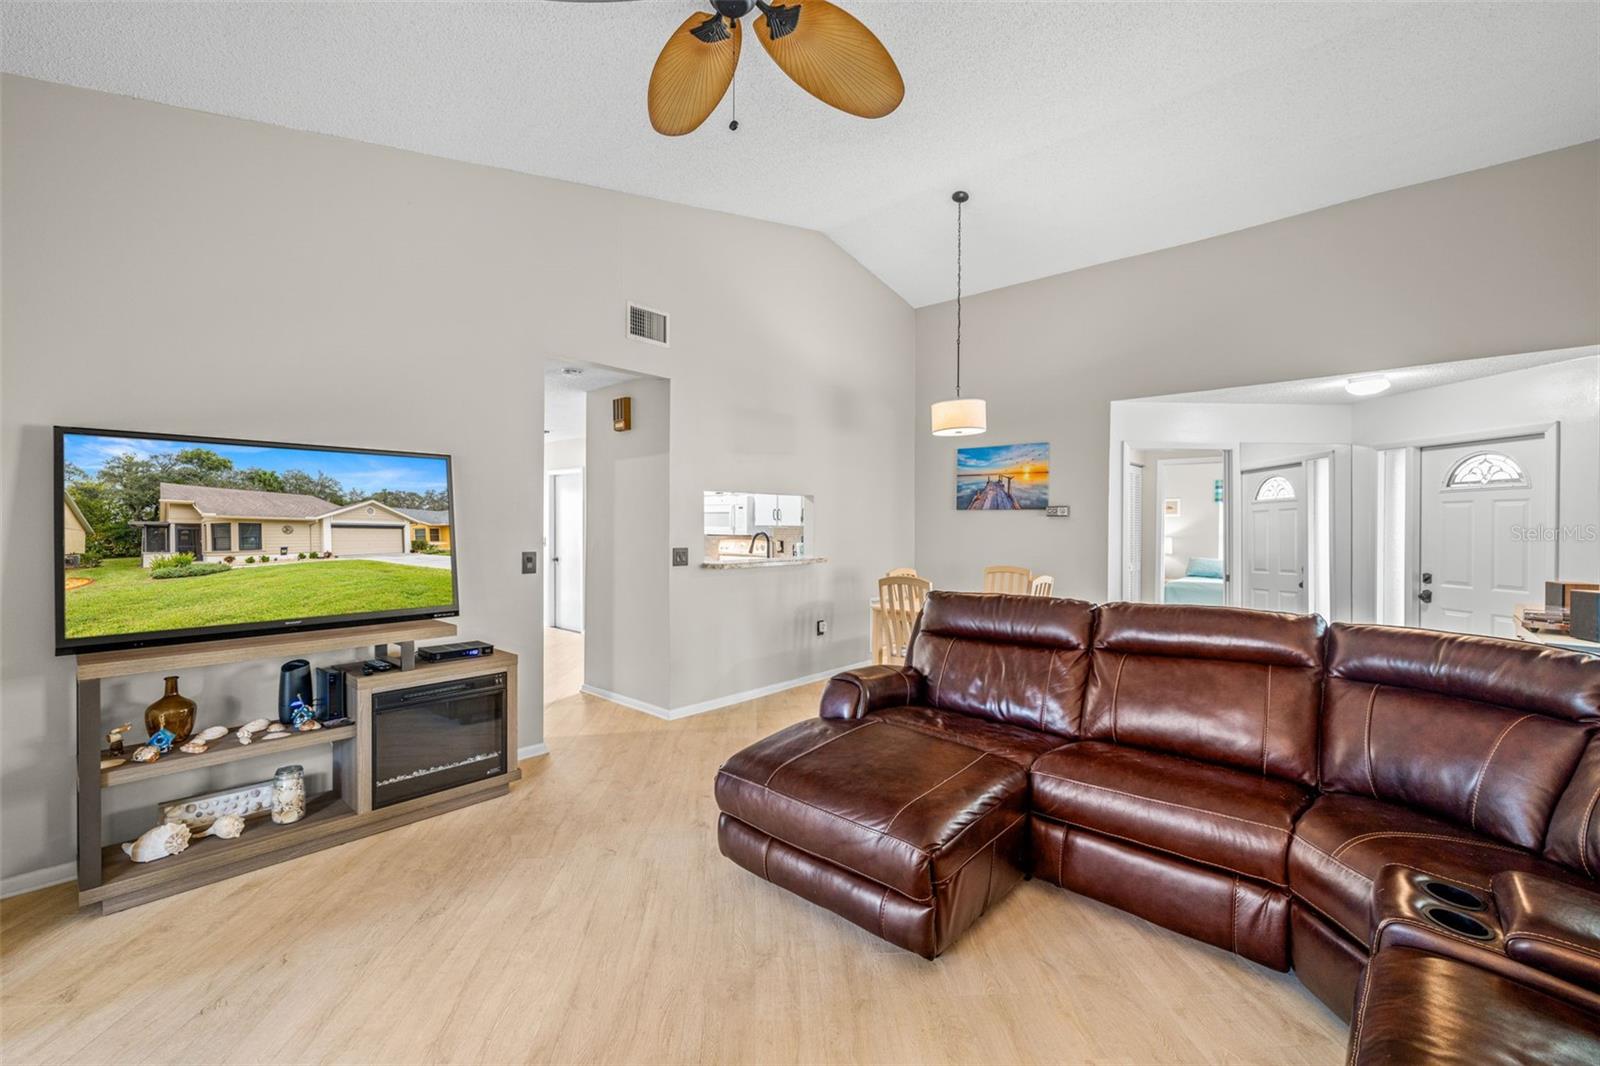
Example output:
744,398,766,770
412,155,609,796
579,684,675,719
1,860,75,900
581,660,872,722
517,742,550,761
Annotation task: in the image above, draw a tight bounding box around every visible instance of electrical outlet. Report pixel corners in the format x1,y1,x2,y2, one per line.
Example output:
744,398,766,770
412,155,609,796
672,547,689,567
521,551,537,574
816,619,827,636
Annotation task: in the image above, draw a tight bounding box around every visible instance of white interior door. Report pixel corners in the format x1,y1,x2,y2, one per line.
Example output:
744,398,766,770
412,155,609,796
551,471,585,632
1243,464,1307,612
1418,437,1553,637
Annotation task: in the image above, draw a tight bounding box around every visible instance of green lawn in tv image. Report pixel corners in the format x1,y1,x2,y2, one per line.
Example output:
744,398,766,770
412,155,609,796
64,557,454,638
61,431,454,640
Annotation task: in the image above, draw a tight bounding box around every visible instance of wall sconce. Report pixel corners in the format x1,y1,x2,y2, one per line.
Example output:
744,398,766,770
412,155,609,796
612,396,632,432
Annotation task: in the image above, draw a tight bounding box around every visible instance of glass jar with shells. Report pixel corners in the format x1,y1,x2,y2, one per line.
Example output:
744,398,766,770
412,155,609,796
271,764,306,824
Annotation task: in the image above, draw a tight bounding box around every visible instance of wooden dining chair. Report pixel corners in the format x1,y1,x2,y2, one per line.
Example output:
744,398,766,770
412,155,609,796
1030,575,1055,597
877,575,931,665
983,566,1032,596
886,567,919,578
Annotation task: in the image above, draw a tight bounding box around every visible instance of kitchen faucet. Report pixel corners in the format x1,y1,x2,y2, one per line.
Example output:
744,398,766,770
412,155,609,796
749,531,773,558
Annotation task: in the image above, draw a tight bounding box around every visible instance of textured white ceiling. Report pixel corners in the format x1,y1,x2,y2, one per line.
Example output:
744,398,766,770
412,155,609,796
3,2,1597,306
1141,348,1600,405
544,360,642,441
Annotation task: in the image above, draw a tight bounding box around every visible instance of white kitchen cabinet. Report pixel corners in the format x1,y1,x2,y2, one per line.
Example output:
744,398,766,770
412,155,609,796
752,494,806,526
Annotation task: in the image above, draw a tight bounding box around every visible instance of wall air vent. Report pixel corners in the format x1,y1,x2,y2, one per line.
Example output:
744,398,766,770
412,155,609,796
627,304,668,347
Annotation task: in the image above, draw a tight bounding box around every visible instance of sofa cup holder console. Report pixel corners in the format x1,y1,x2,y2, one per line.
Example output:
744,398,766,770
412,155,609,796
1419,902,1495,941
1420,880,1487,912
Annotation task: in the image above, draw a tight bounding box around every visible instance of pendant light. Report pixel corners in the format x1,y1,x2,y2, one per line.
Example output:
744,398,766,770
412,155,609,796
931,190,986,437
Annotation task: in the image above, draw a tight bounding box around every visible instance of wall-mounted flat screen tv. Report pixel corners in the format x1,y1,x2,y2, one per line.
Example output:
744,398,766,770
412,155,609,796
55,427,459,654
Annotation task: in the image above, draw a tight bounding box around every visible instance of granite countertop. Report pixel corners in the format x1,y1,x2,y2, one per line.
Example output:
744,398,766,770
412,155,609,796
700,557,829,570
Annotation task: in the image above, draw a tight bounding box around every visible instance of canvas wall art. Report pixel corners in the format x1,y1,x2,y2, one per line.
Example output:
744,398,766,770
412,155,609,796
956,442,1049,510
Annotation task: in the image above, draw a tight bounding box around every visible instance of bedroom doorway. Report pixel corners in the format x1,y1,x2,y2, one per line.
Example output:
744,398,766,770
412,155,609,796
1154,453,1228,605
1117,445,1232,605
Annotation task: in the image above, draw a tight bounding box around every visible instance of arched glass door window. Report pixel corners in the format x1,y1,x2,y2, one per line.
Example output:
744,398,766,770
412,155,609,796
1444,452,1527,489
1254,476,1296,501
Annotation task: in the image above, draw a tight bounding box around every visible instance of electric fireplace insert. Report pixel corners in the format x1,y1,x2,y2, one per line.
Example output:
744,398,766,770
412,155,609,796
371,672,507,809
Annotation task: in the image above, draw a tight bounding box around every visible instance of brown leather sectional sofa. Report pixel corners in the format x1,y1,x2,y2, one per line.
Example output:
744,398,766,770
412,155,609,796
715,593,1600,1063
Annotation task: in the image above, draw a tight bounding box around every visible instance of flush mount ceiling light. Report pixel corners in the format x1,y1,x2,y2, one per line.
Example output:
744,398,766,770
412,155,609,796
931,191,986,438
1344,375,1392,397
643,0,903,135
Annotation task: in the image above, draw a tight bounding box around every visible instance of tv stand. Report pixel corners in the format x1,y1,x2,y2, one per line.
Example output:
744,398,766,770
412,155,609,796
74,619,521,913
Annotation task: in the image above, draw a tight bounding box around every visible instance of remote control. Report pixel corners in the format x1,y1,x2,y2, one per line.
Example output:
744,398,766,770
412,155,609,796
362,658,398,674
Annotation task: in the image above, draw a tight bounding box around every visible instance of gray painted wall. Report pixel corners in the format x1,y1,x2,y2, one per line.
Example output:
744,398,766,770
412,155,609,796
912,141,1600,596
584,379,670,708
0,76,915,888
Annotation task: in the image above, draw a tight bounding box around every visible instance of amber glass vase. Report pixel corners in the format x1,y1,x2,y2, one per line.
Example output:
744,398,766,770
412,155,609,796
144,676,196,742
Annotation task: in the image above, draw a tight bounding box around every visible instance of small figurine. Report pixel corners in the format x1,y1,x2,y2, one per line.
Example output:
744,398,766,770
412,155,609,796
288,697,314,728
105,722,133,756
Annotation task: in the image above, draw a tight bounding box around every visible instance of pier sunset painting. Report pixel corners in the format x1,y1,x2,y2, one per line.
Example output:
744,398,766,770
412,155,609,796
956,442,1050,510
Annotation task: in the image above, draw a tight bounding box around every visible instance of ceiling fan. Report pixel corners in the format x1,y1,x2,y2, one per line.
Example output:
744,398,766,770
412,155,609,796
645,0,903,136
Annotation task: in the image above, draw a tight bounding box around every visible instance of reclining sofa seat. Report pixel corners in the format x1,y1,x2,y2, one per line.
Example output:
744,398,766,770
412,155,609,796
714,592,1094,958
1288,623,1600,1018
1029,602,1325,971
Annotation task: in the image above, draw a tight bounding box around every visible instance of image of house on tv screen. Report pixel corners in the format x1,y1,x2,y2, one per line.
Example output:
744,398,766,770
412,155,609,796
61,432,456,641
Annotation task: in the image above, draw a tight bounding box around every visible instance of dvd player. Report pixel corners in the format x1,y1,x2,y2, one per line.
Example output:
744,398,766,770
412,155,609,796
417,640,495,663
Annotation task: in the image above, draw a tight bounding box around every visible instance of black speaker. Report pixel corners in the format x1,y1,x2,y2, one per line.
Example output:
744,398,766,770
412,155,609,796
278,659,313,724
315,667,349,722
1571,590,1600,644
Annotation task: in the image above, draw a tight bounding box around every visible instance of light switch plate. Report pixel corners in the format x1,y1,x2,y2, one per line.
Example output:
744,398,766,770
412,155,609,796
672,547,689,567
816,619,827,636
522,551,537,574
1045,505,1071,518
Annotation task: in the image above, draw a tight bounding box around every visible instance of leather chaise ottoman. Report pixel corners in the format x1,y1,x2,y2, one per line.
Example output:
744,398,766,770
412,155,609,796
715,716,1030,958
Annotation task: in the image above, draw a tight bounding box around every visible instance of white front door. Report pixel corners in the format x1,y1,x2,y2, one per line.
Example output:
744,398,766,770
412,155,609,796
551,471,585,633
1243,464,1306,612
1418,437,1553,637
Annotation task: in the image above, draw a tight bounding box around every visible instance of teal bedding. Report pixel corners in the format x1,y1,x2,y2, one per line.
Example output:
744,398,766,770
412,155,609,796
1163,576,1226,606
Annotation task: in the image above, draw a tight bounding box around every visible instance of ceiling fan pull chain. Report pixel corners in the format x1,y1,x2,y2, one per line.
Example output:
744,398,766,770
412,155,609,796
729,69,739,131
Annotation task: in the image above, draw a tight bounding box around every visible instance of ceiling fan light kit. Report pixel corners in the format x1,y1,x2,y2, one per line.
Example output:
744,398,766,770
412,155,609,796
647,0,903,135
932,190,987,438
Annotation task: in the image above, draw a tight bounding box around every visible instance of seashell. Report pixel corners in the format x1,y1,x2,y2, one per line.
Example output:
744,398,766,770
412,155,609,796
100,756,127,770
240,718,271,734
179,740,209,754
194,726,228,742
236,733,253,746
201,814,245,840
131,745,161,763
120,822,191,863
295,719,322,732
260,730,289,741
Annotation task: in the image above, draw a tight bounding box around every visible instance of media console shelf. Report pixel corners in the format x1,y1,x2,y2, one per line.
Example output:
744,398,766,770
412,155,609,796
76,620,521,914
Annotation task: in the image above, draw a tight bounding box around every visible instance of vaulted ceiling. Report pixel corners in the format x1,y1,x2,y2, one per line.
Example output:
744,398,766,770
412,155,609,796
4,2,1596,307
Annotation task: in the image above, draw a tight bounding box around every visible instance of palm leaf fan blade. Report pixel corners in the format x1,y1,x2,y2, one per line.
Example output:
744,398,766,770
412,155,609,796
648,14,742,136
754,1,903,119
